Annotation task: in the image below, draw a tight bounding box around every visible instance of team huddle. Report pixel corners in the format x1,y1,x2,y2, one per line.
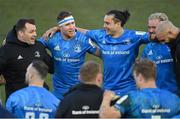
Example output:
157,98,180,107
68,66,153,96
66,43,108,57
0,9,180,118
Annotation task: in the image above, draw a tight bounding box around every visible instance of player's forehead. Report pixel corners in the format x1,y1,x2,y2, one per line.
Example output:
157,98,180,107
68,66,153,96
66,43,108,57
64,21,75,26
148,19,160,26
24,23,36,31
104,15,114,21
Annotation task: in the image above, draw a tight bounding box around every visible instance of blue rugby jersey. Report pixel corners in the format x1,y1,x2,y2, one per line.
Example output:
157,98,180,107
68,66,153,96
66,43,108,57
6,86,59,118
86,29,149,96
39,31,97,100
142,42,178,94
114,88,180,118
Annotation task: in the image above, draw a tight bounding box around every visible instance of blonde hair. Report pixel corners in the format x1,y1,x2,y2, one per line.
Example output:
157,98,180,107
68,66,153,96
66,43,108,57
148,12,168,21
156,20,178,34
80,61,101,82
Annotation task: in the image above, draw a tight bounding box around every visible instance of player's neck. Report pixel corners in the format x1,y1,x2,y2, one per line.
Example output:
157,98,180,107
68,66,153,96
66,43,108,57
140,79,157,89
29,81,44,87
112,28,124,38
83,81,100,87
62,32,75,40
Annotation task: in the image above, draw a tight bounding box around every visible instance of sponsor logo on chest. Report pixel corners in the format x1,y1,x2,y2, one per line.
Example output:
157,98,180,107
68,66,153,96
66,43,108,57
74,44,81,53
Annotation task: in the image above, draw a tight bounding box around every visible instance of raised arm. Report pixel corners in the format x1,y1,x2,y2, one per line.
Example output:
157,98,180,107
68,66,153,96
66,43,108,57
42,26,89,40
99,90,121,118
42,26,59,40
76,27,89,34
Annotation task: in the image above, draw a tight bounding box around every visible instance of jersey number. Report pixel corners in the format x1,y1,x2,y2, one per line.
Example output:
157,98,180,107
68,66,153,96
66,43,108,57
25,112,49,119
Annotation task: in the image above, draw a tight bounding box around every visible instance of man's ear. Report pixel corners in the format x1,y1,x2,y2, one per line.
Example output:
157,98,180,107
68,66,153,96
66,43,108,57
97,74,102,82
17,31,24,37
168,30,174,38
96,73,103,86
138,73,145,82
116,21,121,27
29,73,34,80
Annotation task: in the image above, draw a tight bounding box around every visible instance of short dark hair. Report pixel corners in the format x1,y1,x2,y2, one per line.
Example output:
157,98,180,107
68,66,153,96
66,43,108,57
15,18,35,32
80,61,101,82
31,60,48,79
106,10,130,27
133,58,156,80
57,11,72,22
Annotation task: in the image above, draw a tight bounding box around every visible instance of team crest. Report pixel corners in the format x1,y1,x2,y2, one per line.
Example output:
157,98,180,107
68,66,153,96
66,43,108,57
35,51,40,57
74,44,81,53
63,52,70,57
123,39,131,45
156,55,162,60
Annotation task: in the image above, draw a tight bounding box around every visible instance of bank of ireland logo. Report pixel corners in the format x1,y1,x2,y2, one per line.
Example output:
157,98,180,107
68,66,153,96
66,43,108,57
74,44,81,53
156,55,162,60
63,52,70,58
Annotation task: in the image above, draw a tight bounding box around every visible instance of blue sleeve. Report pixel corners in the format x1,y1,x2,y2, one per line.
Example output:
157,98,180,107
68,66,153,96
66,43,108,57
135,31,150,44
86,29,104,44
6,95,16,113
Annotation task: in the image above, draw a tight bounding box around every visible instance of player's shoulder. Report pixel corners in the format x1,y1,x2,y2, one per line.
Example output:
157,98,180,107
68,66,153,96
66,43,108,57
87,29,106,36
124,29,146,36
47,31,61,43
75,31,90,42
8,87,28,101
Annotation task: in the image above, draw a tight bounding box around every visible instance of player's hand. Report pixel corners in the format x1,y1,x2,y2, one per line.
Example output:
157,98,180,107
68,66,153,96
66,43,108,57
103,90,116,101
99,90,121,118
42,26,59,41
0,75,6,85
2,39,6,45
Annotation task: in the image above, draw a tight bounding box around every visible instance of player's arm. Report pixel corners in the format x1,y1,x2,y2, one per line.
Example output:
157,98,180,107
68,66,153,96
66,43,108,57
2,38,6,45
42,25,89,40
76,27,89,34
42,26,60,40
99,90,121,118
94,48,101,58
87,38,101,58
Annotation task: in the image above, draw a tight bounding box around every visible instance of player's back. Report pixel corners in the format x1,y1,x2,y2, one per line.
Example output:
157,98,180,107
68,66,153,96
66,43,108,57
6,86,59,118
127,88,180,118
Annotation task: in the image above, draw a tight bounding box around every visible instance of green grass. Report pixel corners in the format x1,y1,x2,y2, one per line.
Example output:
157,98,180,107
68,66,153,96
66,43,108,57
0,0,180,105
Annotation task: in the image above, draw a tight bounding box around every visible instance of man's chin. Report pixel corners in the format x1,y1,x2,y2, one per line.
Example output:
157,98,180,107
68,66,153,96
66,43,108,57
29,41,35,45
68,33,76,38
150,35,156,40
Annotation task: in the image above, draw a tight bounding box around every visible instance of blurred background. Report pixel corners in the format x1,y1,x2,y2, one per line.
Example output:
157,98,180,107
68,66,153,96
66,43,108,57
0,0,179,104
